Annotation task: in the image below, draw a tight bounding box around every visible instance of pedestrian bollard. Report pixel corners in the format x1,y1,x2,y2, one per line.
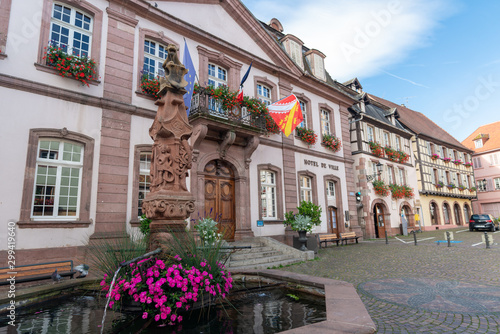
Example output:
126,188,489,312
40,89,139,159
385,231,388,244
446,231,451,247
413,230,417,245
485,232,490,249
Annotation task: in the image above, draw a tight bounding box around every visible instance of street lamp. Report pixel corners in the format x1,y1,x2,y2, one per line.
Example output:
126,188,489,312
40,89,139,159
366,162,383,182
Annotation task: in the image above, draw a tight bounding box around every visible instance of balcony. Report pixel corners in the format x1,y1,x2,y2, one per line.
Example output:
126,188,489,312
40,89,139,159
188,91,267,135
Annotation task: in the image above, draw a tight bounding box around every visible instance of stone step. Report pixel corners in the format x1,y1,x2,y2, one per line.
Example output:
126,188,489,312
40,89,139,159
228,253,297,267
229,246,275,254
228,257,303,271
230,249,283,261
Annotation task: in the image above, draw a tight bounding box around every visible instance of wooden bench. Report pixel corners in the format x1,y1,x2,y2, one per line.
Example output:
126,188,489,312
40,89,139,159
340,232,360,245
317,233,341,248
0,260,76,285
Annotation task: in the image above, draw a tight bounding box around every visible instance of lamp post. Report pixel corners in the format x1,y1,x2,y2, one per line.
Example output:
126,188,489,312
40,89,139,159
366,162,383,182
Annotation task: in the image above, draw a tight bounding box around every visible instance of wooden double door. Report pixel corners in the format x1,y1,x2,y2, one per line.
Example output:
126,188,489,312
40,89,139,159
204,160,236,241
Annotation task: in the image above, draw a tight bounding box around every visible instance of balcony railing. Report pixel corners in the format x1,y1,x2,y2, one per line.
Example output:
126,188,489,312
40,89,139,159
188,92,266,132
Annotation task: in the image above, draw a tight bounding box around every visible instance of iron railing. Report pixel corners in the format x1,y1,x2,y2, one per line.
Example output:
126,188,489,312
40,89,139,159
188,91,266,132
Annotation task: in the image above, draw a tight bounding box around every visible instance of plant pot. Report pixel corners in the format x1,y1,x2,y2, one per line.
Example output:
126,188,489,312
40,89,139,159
298,230,308,251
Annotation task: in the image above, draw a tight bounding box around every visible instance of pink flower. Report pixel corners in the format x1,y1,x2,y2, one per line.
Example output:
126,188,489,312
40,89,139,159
176,301,182,308
177,315,183,322
142,312,148,319
114,294,121,301
200,261,206,267
171,314,177,322
155,314,160,322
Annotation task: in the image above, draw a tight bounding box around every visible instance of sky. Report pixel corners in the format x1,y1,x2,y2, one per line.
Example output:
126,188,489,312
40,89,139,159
241,0,500,142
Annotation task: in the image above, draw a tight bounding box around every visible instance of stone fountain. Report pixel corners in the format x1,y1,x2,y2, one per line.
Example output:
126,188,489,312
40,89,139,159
141,44,195,250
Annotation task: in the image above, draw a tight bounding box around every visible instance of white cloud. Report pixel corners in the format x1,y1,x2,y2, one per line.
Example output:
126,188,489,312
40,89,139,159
243,0,457,81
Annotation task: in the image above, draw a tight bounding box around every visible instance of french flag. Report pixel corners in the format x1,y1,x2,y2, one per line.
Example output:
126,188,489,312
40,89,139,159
236,61,252,102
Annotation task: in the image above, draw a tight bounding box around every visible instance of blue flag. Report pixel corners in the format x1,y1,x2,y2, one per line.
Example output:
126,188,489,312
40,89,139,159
183,40,197,115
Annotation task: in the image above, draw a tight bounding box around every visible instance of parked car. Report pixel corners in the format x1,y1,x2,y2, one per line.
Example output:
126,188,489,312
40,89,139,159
469,214,499,232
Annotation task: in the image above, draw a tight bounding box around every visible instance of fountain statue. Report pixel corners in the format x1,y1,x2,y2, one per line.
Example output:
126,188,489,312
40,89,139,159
141,44,195,250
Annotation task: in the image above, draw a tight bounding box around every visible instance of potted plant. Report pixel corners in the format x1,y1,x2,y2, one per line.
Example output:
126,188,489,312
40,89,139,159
452,159,463,165
447,183,456,189
321,134,342,152
372,180,389,197
464,162,473,168
431,154,440,160
140,72,160,99
469,186,477,192
296,127,318,146
368,141,384,158
389,184,405,200
397,151,410,163
284,201,322,251
458,185,466,191
403,185,414,199
443,157,451,163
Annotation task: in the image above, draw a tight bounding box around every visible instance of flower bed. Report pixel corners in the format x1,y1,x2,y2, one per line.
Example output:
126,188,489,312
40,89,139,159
373,180,389,197
322,134,342,152
368,141,384,158
296,127,318,146
44,43,97,87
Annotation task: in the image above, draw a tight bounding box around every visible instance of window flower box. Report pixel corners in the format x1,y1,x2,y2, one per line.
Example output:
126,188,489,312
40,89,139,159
435,181,445,189
403,185,414,199
443,157,451,163
296,127,318,146
458,185,466,191
140,72,160,99
397,151,410,163
373,180,389,197
389,183,405,200
464,162,473,168
384,146,398,162
469,186,477,192
368,141,384,158
322,134,342,152
431,154,440,160
44,43,97,87
452,159,463,165
447,183,456,189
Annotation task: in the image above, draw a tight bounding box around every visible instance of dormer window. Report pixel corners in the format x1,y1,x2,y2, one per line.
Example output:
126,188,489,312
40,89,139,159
305,49,326,81
282,35,304,69
474,139,483,148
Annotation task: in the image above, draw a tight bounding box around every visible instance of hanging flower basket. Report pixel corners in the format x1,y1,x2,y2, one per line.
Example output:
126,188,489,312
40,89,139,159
368,141,384,158
296,127,318,146
322,134,342,152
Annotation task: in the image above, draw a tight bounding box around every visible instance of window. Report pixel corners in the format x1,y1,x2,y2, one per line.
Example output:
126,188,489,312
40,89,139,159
32,140,83,219
208,63,227,88
463,174,468,188
383,132,390,147
495,177,500,190
395,136,401,151
138,152,151,217
473,157,482,168
427,142,433,155
299,100,307,128
320,109,331,135
477,179,487,192
445,171,450,184
257,84,272,106
50,3,93,57
430,202,438,225
327,181,335,198
367,126,374,142
300,175,312,202
289,40,303,67
432,168,437,184
464,205,471,222
474,139,483,148
490,153,499,165
143,40,168,79
260,170,277,219
387,166,394,184
398,169,405,185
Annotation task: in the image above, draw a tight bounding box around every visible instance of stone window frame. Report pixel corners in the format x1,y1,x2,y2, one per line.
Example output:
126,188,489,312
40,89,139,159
253,76,277,105
293,92,311,131
429,200,441,225
442,201,452,225
257,164,283,221
18,128,94,228
297,170,318,205
0,0,13,59
197,46,242,91
36,0,103,82
136,29,178,99
323,174,344,232
130,144,152,226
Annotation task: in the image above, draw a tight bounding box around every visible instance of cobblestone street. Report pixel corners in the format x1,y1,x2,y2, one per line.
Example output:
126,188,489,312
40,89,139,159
280,228,500,333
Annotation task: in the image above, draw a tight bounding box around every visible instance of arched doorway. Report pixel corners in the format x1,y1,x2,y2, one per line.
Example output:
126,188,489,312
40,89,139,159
373,203,386,238
328,206,338,235
430,202,440,225
443,203,451,225
464,204,471,223
401,205,413,233
204,160,235,240
454,203,462,225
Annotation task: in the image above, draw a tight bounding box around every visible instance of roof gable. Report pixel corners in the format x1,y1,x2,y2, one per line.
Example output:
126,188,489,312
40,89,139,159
462,121,500,153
